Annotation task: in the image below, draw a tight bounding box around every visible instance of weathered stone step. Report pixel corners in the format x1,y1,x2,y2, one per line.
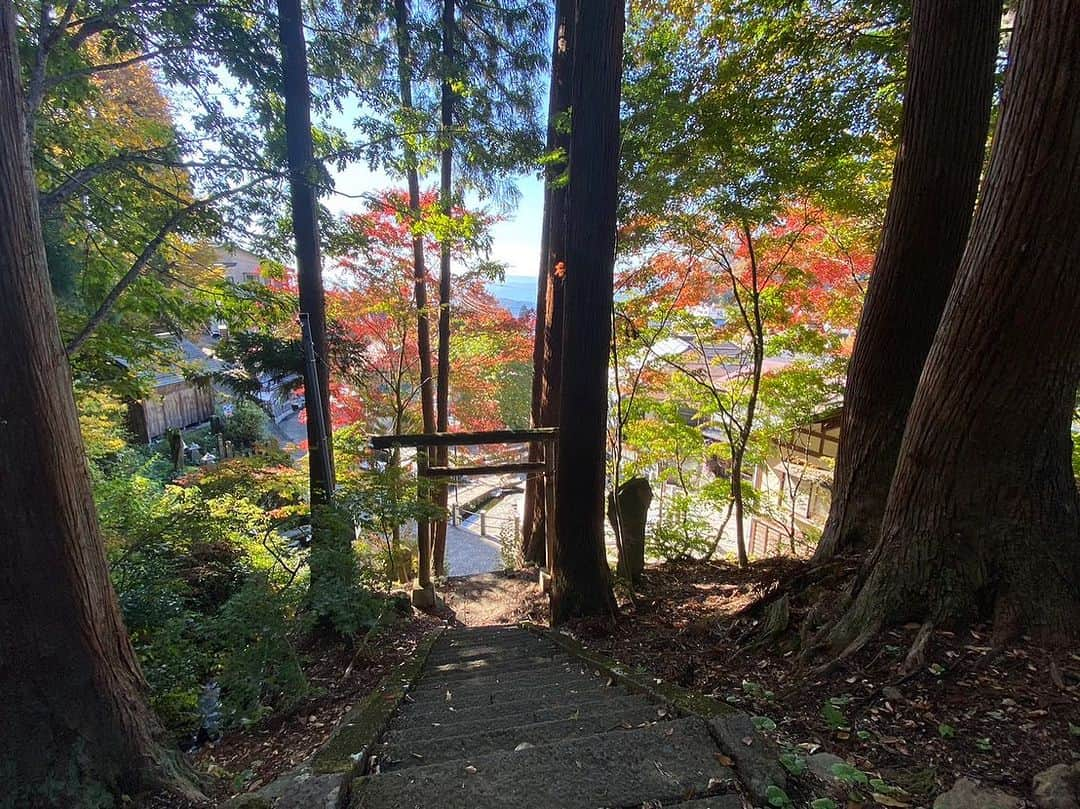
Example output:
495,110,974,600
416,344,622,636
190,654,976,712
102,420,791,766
387,693,658,744
409,662,596,701
425,634,557,663
422,652,571,682
424,644,563,669
379,705,669,770
392,684,634,728
351,717,735,809
406,677,607,714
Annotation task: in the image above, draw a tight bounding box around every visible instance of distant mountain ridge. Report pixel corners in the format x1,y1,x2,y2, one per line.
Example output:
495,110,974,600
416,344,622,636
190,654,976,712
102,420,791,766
486,275,537,316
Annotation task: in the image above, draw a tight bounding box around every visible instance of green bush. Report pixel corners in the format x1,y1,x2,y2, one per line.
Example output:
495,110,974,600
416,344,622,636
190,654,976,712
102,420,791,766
306,505,384,637
646,491,715,561
223,398,267,448
213,575,309,726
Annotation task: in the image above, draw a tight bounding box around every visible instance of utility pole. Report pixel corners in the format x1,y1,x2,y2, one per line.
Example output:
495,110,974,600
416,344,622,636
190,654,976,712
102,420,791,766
277,0,335,502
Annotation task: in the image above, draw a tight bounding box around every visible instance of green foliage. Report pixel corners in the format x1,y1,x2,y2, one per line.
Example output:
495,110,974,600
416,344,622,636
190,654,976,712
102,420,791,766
765,784,794,808
829,762,869,786
306,505,383,637
779,751,806,776
647,496,716,561
223,398,268,448
821,698,850,731
213,575,309,725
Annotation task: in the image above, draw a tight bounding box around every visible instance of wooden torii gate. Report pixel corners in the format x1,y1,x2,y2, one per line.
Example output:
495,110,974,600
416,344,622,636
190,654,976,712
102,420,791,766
370,427,559,606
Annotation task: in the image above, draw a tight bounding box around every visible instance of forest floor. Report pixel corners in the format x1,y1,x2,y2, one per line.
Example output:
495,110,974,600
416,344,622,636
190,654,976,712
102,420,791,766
190,610,441,804
563,558,1080,806
437,568,549,626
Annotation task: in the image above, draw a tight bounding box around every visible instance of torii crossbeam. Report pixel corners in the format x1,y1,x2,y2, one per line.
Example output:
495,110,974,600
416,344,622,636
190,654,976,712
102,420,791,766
370,427,559,605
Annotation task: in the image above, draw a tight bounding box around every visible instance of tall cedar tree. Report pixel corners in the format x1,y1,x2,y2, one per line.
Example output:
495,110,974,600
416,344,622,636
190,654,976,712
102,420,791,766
823,0,1080,653
393,0,438,587
434,0,454,575
814,0,1002,562
0,1,197,802
523,0,574,565
551,0,622,624
430,0,546,574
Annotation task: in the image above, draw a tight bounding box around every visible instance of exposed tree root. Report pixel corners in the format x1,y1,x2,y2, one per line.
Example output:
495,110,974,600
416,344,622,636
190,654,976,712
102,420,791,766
901,621,935,675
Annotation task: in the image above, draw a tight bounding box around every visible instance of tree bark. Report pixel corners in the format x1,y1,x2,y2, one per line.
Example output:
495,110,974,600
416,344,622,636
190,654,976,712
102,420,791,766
278,0,335,501
393,0,437,586
550,0,622,625
523,0,574,566
0,2,194,801
433,0,455,576
814,0,1002,563
826,0,1080,649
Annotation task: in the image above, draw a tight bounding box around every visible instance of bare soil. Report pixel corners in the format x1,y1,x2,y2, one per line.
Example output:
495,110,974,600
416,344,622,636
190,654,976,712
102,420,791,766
438,568,549,627
561,559,1079,806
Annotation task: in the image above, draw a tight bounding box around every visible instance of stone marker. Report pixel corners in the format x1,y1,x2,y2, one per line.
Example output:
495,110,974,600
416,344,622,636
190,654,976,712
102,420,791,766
608,476,652,583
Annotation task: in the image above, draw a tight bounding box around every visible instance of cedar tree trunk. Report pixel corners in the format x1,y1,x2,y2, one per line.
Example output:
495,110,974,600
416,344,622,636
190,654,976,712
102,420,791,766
0,3,194,801
550,0,622,624
814,0,1002,562
523,0,574,565
433,0,455,576
826,0,1080,649
393,0,437,584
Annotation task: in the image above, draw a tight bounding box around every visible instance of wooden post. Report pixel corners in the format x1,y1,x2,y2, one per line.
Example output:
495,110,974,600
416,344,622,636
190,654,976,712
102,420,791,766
480,512,487,537
413,447,436,607
541,439,557,592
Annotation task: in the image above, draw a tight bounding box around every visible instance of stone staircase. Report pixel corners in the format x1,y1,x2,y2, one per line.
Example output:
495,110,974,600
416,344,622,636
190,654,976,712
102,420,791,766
350,625,746,809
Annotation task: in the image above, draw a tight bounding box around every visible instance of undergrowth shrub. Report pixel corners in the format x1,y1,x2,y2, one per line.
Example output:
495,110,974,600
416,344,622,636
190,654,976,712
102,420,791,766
213,575,309,725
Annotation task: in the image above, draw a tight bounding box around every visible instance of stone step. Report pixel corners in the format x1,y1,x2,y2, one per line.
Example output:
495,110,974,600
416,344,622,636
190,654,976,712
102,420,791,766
409,661,597,700
425,634,557,663
393,680,629,725
406,677,608,714
378,705,670,770
387,693,658,745
351,717,736,809
421,653,572,683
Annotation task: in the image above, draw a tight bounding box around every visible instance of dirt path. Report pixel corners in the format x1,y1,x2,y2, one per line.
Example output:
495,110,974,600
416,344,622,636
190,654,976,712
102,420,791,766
439,569,549,627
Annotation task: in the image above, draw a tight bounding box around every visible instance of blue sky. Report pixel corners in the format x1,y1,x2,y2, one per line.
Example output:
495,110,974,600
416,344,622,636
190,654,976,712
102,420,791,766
323,158,545,280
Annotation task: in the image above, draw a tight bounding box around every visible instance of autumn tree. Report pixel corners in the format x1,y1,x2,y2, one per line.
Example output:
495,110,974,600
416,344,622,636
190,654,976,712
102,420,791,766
0,1,196,801
550,0,624,624
814,0,1004,563
820,0,1080,655
620,0,902,566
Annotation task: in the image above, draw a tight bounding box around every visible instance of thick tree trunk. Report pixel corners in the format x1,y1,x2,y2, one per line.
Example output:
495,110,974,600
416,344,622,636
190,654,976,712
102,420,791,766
550,0,622,625
0,3,193,801
522,0,574,566
826,0,1080,649
814,0,1002,563
393,0,437,585
278,0,335,502
433,0,455,576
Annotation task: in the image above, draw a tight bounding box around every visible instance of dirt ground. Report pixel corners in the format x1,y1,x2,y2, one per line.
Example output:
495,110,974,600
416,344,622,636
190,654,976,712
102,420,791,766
438,568,549,626
563,559,1080,806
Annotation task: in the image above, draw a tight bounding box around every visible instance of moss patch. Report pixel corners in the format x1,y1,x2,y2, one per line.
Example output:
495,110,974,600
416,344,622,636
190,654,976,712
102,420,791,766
311,626,444,775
